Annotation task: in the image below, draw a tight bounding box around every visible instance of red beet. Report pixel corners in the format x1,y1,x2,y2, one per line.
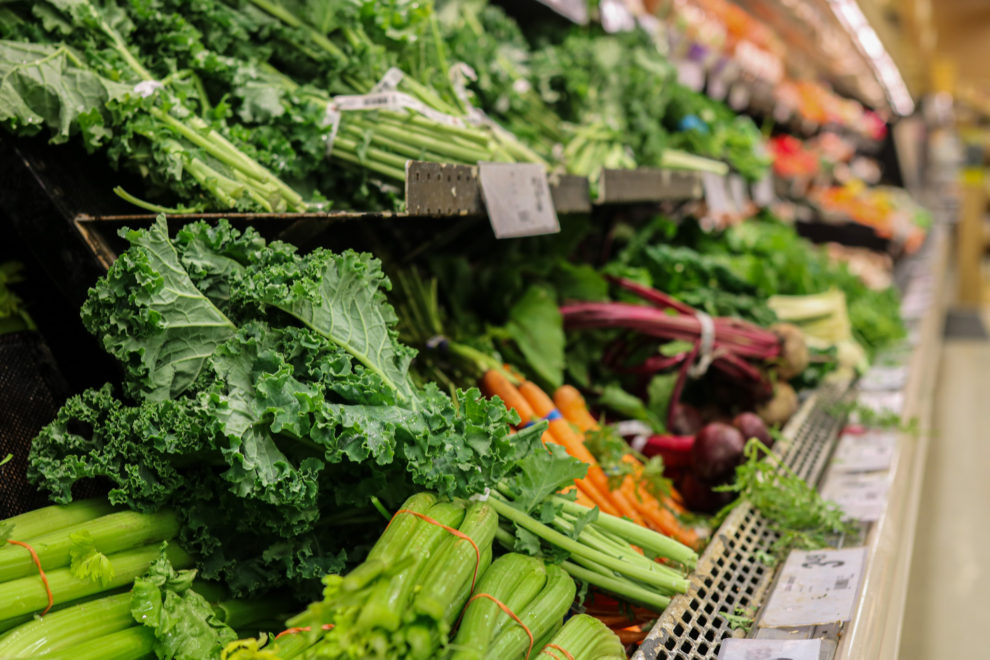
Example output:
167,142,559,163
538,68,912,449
641,434,695,468
691,422,746,483
669,403,703,435
732,412,773,450
678,473,735,513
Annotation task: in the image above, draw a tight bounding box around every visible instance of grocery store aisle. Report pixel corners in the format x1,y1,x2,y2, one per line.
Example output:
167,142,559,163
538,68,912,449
901,336,990,659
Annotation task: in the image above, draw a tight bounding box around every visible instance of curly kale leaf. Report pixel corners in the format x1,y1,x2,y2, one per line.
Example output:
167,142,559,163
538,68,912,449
82,217,237,400
31,219,533,595
234,243,417,402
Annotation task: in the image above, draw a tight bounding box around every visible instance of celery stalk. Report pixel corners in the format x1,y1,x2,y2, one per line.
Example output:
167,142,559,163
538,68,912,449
3,500,115,543
0,593,132,656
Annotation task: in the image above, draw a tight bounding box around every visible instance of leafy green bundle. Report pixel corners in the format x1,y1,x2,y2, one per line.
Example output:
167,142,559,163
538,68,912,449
0,3,307,212
28,217,542,595
662,82,771,181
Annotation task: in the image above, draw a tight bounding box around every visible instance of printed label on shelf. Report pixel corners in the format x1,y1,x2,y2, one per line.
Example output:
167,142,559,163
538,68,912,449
599,0,636,32
858,364,909,391
702,173,733,214
728,81,751,111
752,173,775,207
728,174,749,209
478,162,560,239
856,390,905,418
676,59,706,92
821,471,890,522
759,547,866,628
831,431,897,473
537,0,589,23
719,638,822,660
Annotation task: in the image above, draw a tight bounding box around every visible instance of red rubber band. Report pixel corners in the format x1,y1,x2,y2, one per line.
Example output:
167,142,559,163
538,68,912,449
387,509,482,594
465,592,535,660
541,643,576,660
7,540,53,616
273,623,333,640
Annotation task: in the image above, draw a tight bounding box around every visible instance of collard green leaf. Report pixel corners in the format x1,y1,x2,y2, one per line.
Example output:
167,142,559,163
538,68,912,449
82,216,237,400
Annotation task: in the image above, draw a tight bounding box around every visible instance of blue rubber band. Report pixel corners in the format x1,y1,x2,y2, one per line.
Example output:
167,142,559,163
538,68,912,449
543,409,563,421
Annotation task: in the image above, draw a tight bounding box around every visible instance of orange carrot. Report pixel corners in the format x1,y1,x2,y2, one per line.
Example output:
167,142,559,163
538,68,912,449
554,385,600,434
613,626,648,645
519,382,645,523
481,369,535,425
554,385,701,547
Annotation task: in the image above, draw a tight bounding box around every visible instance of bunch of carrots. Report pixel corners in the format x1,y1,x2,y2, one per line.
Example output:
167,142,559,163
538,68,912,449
481,369,700,550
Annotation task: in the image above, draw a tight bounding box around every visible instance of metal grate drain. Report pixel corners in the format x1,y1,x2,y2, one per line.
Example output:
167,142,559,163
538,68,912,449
633,378,852,660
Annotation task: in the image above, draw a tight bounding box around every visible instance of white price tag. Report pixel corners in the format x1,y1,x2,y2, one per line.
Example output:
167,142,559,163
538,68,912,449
859,364,909,391
821,471,890,522
538,0,589,24
729,82,751,111
760,548,866,627
728,175,749,210
719,638,823,660
752,174,775,207
676,59,706,92
599,0,636,32
831,431,897,473
855,391,905,418
478,163,560,239
703,173,733,214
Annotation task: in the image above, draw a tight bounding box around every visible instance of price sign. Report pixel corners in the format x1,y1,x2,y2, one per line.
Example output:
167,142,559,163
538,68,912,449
703,172,733,215
729,82,752,111
751,174,775,207
478,163,560,239
728,174,749,210
760,548,866,627
821,471,890,522
719,638,823,660
537,0,589,24
855,391,905,418
859,364,909,391
676,59,707,92
831,431,897,473
599,0,636,32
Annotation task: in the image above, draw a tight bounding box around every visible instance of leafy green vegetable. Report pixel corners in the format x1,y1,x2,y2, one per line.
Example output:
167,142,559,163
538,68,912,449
506,442,588,514
69,530,116,588
130,544,238,660
81,221,237,401
30,217,543,595
716,440,855,559
502,285,565,389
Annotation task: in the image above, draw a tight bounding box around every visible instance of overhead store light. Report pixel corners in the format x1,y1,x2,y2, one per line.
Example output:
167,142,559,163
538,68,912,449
826,0,914,116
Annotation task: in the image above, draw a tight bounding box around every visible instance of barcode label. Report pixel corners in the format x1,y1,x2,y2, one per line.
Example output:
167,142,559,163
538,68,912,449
831,431,897,473
760,548,866,627
719,638,822,660
859,364,909,391
821,471,890,522
478,163,560,239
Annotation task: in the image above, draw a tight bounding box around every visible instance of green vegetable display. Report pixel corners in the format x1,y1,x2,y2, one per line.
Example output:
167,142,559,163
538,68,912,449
28,216,542,596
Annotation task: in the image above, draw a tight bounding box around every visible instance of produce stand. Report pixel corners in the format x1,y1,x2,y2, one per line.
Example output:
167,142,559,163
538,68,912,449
0,0,945,658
